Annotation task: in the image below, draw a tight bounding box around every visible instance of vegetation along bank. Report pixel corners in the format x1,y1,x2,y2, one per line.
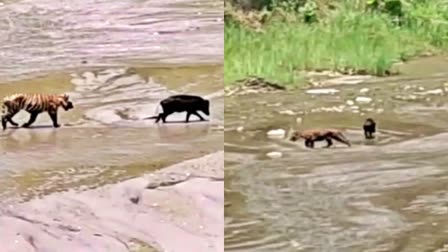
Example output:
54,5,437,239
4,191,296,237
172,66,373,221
225,0,448,87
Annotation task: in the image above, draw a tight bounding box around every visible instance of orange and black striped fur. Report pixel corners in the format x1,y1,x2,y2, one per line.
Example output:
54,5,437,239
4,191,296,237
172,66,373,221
1,93,74,130
290,129,351,148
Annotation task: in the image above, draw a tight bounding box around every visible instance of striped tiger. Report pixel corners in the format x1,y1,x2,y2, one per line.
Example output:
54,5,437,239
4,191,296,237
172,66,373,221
1,93,74,130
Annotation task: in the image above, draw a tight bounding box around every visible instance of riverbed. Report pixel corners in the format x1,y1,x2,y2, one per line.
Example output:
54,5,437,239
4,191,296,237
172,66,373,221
0,0,223,251
225,56,448,252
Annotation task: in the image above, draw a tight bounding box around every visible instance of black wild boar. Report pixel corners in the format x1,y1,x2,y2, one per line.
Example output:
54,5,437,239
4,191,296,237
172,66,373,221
145,94,210,123
363,118,376,139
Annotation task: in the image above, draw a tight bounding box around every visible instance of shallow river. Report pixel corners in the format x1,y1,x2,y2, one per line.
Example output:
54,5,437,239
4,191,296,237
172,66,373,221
0,0,223,205
225,56,448,252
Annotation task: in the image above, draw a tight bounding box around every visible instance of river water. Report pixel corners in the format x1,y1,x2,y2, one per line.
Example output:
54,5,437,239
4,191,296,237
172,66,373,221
0,0,222,81
225,56,448,252
0,0,223,204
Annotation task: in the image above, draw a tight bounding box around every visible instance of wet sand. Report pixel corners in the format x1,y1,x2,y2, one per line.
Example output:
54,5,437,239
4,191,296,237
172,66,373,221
0,151,224,252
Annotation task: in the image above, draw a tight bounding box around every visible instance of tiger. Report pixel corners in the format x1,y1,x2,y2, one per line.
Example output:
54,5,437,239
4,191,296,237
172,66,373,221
289,128,351,148
1,93,74,130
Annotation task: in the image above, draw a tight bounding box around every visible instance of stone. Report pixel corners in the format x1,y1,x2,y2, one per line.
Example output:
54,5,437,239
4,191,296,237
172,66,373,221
359,88,369,93
279,110,296,115
346,100,354,106
266,152,282,159
267,129,286,139
355,96,373,104
416,89,443,96
305,88,340,95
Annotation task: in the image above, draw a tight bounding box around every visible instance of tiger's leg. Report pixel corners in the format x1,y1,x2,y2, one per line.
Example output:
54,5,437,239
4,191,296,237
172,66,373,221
332,133,351,147
48,110,60,128
324,138,333,148
8,118,19,127
305,139,314,148
22,112,39,128
1,116,6,130
2,109,19,130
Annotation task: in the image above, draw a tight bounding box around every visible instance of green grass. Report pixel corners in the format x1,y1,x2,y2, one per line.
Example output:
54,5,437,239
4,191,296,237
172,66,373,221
225,1,448,86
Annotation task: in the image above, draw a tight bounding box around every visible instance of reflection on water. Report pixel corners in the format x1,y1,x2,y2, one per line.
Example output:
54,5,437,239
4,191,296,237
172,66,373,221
225,57,448,251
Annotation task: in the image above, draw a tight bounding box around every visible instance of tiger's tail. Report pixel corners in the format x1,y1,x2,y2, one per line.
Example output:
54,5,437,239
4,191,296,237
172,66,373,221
336,132,351,147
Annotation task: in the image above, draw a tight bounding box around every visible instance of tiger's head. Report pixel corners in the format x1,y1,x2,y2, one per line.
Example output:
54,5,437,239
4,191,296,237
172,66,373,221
289,131,303,142
59,94,74,111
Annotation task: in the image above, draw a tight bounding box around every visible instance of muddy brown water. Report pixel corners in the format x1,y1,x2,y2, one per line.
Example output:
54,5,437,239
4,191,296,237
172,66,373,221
225,56,448,252
0,0,223,204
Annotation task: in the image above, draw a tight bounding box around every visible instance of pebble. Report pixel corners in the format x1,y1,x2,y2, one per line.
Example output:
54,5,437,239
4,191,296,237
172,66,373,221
267,129,286,139
359,88,369,93
416,89,443,95
346,100,354,106
266,152,282,159
236,126,244,132
321,75,372,86
305,88,340,95
403,85,412,91
290,240,301,248
355,96,373,104
279,110,296,115
296,117,303,124
393,94,418,101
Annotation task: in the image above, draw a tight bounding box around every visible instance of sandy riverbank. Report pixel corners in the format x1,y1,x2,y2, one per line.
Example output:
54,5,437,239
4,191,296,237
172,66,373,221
0,151,224,252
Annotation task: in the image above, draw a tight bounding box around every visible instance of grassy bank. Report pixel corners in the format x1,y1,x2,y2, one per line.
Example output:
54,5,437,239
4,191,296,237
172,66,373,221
225,0,448,86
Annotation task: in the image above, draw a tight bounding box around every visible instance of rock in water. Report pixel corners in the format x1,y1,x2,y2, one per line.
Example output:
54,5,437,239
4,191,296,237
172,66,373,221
266,152,282,159
359,88,369,93
267,129,286,139
355,96,373,104
305,88,340,95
